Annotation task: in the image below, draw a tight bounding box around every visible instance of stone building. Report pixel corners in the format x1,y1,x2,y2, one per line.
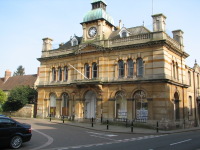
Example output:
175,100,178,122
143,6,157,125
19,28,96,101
37,0,200,127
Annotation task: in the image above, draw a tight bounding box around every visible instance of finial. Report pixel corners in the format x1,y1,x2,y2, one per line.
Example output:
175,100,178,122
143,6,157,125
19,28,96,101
143,21,145,26
195,59,197,65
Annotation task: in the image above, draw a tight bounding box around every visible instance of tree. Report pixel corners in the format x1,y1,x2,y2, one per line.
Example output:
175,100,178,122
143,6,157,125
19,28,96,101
0,90,7,112
13,65,25,76
2,86,37,111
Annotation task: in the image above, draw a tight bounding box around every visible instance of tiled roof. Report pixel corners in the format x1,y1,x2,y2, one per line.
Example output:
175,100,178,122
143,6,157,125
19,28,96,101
0,74,37,91
109,26,151,40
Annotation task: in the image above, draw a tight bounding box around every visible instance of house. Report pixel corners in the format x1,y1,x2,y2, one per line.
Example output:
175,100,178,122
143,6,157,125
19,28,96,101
36,0,200,127
0,70,38,95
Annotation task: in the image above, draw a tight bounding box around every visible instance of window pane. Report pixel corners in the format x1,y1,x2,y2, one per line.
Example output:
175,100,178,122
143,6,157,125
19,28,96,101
118,60,124,78
128,59,133,77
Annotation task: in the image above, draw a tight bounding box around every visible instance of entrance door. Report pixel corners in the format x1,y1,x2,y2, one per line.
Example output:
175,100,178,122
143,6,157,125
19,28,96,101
61,93,69,116
50,94,56,116
84,91,96,119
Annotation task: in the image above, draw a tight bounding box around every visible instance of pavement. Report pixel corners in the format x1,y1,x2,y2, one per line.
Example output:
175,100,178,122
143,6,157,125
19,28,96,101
43,118,200,135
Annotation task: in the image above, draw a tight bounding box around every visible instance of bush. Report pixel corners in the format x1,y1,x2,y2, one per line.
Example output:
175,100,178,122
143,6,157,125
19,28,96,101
2,86,37,111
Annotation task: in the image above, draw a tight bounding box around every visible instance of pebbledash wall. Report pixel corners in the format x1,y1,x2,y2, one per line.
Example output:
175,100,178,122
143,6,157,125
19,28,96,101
36,0,200,127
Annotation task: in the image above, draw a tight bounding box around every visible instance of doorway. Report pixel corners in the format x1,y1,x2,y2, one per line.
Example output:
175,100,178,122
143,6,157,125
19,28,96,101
84,91,97,119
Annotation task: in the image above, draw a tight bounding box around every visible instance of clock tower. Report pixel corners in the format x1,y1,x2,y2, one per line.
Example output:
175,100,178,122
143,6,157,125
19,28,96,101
81,0,116,42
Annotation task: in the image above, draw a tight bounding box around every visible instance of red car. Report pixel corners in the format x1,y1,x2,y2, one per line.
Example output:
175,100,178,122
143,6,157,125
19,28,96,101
0,116,32,149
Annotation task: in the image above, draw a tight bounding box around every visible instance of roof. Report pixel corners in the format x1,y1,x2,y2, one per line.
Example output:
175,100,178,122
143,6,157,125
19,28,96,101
59,36,82,49
82,8,114,26
109,26,151,40
0,74,37,91
91,0,107,5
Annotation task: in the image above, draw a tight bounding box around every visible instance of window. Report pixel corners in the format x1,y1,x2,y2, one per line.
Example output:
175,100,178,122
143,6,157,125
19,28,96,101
115,91,127,119
121,31,127,38
133,90,148,120
127,59,134,77
71,38,78,46
84,63,90,79
174,92,180,120
92,63,98,79
118,60,124,78
188,71,191,86
64,66,68,81
58,67,62,81
137,58,144,77
52,68,56,81
173,61,176,79
176,63,179,80
188,96,192,116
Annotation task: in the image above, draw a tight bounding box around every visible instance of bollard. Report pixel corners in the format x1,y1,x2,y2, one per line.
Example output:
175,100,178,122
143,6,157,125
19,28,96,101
107,120,109,130
126,118,128,128
91,117,94,127
101,114,103,123
156,121,159,133
62,115,64,123
50,114,51,122
131,121,133,133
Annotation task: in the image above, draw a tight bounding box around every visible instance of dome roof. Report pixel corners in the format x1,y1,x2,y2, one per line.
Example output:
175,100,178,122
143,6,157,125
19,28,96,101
82,8,114,26
91,0,107,5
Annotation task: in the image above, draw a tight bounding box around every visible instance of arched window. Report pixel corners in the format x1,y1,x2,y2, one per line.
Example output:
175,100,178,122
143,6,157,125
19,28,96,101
137,58,144,77
174,92,180,120
92,63,98,79
173,61,176,79
176,63,179,80
188,71,191,86
118,60,124,78
133,90,148,120
50,93,56,116
58,67,62,81
64,66,68,81
115,91,127,119
52,67,56,81
84,63,90,79
127,59,134,77
61,93,69,116
188,96,192,116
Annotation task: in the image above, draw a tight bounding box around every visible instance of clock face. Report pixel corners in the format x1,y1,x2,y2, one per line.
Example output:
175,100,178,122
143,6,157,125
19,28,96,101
88,27,97,38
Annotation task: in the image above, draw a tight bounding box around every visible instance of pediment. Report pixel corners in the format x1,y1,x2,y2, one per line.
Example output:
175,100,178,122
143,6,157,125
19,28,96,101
75,43,108,54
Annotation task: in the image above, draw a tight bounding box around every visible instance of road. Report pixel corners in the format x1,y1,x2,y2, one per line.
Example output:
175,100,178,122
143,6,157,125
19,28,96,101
3,118,200,150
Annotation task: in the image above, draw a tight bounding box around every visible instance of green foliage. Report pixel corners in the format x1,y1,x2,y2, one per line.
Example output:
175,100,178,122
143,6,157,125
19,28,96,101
13,65,25,76
2,86,37,111
0,90,7,104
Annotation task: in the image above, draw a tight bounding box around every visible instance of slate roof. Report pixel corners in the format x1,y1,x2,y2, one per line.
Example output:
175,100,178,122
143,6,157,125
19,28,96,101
0,74,37,91
109,26,151,40
59,36,82,50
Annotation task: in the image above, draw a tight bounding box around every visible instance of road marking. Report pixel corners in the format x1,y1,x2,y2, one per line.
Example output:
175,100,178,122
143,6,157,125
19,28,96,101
86,131,117,137
170,139,192,146
30,128,54,150
90,135,117,141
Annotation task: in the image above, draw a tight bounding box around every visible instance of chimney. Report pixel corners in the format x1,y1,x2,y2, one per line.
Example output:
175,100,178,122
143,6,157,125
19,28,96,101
4,70,11,82
152,13,166,32
172,30,184,46
42,37,53,51
119,20,122,29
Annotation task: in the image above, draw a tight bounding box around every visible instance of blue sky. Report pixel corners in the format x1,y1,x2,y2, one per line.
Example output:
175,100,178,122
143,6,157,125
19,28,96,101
0,0,200,77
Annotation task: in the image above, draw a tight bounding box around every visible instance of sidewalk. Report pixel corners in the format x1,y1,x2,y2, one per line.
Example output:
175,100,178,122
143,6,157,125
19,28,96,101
47,118,200,135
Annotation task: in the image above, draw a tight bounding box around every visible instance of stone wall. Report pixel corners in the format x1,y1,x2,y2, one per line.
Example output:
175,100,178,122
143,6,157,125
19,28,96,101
3,104,34,118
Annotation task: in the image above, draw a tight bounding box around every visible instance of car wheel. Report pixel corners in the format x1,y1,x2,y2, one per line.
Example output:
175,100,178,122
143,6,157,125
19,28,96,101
10,135,22,149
